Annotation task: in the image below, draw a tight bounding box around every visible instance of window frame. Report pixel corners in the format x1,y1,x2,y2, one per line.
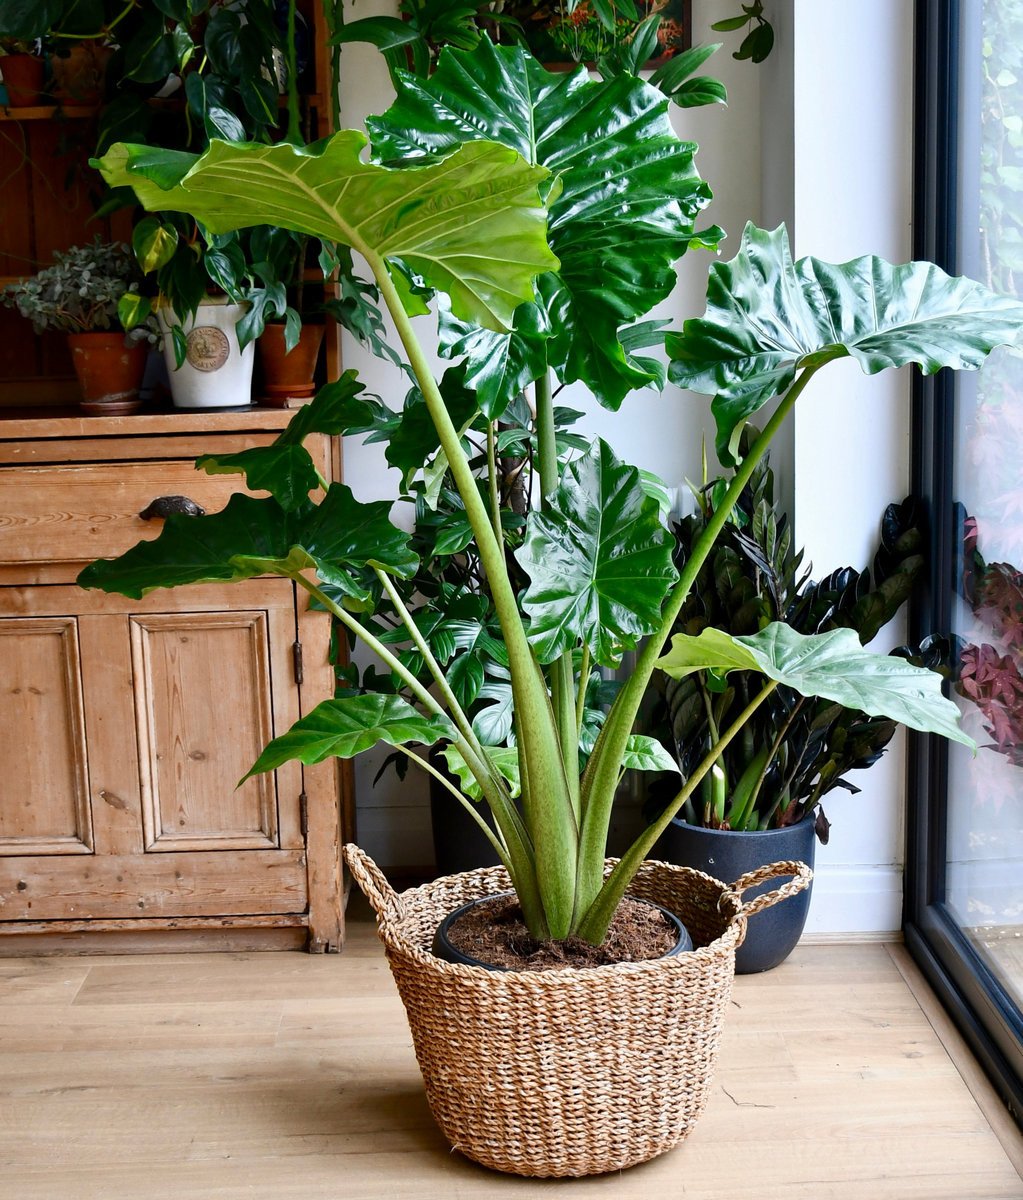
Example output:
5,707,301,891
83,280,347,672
907,0,1023,1125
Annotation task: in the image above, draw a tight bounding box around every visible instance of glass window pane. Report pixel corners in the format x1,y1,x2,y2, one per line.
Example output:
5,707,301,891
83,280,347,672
945,0,1023,1013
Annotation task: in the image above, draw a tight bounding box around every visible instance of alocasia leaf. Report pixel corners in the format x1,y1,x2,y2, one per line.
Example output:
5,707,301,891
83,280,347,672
369,36,716,410
516,439,679,667
92,134,558,332
667,223,1023,463
77,485,418,601
244,695,455,779
656,622,976,749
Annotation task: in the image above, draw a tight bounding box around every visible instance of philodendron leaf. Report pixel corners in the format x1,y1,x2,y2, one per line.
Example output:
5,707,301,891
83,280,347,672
77,486,418,601
621,734,682,775
92,135,558,332
656,622,976,750
370,36,716,410
245,695,455,780
668,223,1023,464
278,372,376,445
196,445,320,512
516,439,679,667
440,744,521,801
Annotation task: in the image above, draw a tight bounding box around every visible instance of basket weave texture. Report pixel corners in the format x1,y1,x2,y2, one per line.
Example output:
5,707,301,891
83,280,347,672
344,845,810,1179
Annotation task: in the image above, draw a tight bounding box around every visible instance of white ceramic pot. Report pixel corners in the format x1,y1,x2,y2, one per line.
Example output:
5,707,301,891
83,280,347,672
159,299,254,409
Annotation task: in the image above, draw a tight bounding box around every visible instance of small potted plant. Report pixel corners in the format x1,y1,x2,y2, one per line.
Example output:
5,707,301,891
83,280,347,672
79,36,1023,1178
2,238,156,414
120,215,281,410
644,441,930,970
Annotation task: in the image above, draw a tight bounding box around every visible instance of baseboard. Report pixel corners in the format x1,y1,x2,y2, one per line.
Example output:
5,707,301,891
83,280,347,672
800,929,902,945
803,862,904,935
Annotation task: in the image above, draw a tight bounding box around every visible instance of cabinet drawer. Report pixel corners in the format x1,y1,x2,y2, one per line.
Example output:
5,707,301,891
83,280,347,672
0,461,248,565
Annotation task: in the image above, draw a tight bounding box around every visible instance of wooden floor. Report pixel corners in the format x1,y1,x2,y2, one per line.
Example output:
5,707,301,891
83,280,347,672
2,906,1023,1199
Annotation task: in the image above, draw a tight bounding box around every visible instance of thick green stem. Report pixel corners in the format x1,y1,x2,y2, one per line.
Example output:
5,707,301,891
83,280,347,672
366,253,577,938
486,420,504,553
294,573,536,891
575,645,591,740
576,681,779,944
535,371,581,817
574,367,819,916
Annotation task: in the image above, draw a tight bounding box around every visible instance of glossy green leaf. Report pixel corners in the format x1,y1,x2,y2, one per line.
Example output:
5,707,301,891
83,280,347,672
667,224,1023,463
195,445,320,512
245,695,455,780
368,36,716,409
77,485,418,600
278,372,375,446
132,217,178,274
92,135,557,333
328,15,420,51
656,623,976,750
440,744,521,801
516,440,679,667
621,734,681,774
438,301,550,420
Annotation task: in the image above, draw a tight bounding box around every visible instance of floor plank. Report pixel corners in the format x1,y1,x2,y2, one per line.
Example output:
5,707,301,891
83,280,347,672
0,913,1021,1199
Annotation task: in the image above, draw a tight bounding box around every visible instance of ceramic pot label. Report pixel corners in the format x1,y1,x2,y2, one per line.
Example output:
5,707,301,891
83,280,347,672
186,326,231,372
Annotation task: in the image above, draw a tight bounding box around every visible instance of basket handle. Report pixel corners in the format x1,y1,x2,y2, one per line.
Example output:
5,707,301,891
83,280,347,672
343,843,400,919
722,859,813,923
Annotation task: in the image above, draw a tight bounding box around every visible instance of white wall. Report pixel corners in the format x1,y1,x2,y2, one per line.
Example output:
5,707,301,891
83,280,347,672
761,0,915,934
335,0,917,936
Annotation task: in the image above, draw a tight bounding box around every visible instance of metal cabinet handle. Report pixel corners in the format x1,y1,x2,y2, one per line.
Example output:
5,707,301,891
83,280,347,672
138,495,206,520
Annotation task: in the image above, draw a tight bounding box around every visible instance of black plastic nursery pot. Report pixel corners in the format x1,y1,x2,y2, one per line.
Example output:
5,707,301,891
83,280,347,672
431,891,694,969
657,812,817,974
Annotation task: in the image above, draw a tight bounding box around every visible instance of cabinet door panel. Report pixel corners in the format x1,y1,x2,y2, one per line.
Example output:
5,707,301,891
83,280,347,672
0,617,92,855
131,611,279,852
0,581,308,924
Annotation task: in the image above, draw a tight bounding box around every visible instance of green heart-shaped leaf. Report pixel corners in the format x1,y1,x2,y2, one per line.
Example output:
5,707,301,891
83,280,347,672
516,439,678,667
92,134,558,333
668,223,1023,463
656,622,976,749
245,695,455,780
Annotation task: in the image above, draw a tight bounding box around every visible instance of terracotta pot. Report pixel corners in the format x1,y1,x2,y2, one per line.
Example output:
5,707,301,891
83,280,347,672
49,42,111,106
2,55,44,107
257,322,324,405
67,332,147,416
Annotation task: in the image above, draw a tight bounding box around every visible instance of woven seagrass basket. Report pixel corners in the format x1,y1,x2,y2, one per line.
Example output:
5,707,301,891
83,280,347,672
344,844,811,1178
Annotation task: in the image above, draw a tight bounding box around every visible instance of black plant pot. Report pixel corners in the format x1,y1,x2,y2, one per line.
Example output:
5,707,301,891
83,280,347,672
432,893,694,970
656,814,816,974
429,773,502,876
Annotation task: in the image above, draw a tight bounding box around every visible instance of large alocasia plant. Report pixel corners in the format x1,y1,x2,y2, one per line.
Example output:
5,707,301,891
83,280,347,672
80,37,1023,946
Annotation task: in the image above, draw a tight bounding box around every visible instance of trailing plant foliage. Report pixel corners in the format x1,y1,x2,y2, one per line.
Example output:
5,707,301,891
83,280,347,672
1,237,155,339
647,443,927,840
79,36,1019,948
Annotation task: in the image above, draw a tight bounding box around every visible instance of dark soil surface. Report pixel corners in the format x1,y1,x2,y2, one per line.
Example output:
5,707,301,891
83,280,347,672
443,895,681,971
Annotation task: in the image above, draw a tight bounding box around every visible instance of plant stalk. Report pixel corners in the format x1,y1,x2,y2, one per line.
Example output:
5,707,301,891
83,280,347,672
366,252,578,938
574,366,820,915
534,370,581,816
576,680,780,944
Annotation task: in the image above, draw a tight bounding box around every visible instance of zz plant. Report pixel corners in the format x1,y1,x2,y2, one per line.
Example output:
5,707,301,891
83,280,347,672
80,37,1023,947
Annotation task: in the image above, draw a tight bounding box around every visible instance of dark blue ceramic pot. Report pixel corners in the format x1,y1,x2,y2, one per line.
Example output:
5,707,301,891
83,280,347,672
432,893,693,970
656,814,816,974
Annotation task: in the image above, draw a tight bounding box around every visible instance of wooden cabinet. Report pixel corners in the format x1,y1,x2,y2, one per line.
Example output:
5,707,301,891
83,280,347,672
0,410,350,954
